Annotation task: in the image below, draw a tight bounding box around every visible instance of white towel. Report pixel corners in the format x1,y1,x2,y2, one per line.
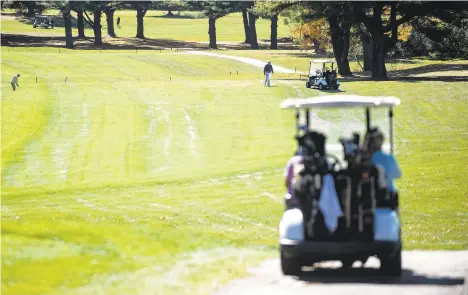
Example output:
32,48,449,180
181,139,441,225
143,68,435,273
318,174,343,233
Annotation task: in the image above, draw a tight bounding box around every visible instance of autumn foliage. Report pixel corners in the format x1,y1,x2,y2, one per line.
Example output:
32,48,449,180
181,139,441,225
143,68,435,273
291,18,331,53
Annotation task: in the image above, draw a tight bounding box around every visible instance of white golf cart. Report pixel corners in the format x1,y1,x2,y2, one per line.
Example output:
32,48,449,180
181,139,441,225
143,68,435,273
33,16,51,29
279,95,402,276
306,59,340,90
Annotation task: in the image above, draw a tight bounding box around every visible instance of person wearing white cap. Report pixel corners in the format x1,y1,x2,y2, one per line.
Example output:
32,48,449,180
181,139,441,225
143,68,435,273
11,73,20,91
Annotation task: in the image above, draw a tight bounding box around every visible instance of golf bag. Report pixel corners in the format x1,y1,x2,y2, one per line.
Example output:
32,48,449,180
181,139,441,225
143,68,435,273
293,130,333,241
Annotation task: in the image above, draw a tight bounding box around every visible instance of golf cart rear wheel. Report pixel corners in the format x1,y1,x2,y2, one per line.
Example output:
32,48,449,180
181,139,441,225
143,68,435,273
379,248,402,276
280,248,301,276
318,83,324,90
306,81,311,88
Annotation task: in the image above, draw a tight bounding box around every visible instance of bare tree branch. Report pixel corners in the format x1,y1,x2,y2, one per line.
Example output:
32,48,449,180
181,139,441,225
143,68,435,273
83,10,95,28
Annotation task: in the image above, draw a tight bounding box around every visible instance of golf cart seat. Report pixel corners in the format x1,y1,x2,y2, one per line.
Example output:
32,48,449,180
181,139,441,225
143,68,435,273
293,148,394,242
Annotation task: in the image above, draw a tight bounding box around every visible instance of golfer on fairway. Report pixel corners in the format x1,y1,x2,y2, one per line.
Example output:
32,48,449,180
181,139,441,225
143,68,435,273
264,61,274,87
10,73,20,91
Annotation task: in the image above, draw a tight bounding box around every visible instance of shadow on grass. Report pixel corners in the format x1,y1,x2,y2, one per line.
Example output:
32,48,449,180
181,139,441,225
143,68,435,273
260,37,294,43
9,12,93,30
296,267,465,286
336,63,468,83
1,33,301,50
148,13,202,19
390,63,468,77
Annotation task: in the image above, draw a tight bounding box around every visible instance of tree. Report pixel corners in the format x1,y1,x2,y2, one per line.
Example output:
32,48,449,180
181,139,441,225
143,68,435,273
242,8,250,43
237,1,253,43
70,1,87,38
283,2,353,76
321,2,353,76
80,1,113,45
62,7,74,49
2,0,48,17
253,0,299,49
186,1,239,49
353,1,468,79
132,1,151,39
290,18,330,53
155,0,186,16
104,6,116,37
248,9,259,49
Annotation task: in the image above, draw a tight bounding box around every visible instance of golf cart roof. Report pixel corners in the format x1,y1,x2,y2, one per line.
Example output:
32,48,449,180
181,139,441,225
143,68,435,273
310,59,335,63
280,95,401,109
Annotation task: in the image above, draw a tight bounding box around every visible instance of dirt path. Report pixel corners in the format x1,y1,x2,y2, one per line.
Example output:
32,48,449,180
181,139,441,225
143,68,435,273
185,51,307,74
214,251,468,295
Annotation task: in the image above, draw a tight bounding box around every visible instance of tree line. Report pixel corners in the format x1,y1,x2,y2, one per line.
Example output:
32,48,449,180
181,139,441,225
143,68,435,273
2,0,468,80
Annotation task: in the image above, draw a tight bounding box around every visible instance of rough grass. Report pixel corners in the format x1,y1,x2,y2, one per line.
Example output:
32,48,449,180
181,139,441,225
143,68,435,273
1,46,467,295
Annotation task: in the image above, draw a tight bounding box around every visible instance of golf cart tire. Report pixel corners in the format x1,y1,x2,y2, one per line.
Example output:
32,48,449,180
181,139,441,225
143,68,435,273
280,248,301,276
379,248,402,277
306,82,311,88
318,83,324,90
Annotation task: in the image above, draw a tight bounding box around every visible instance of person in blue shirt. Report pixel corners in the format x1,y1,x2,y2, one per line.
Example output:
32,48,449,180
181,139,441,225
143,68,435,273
367,128,402,192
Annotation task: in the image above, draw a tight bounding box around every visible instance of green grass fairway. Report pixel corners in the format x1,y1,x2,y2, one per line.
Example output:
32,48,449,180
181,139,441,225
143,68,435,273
1,10,292,43
2,46,468,295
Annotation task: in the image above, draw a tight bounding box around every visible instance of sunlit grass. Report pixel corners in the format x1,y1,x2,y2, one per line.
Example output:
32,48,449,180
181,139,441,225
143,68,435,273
1,46,467,295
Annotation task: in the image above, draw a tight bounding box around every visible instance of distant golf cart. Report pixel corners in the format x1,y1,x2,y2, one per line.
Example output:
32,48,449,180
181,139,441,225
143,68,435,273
279,95,402,277
306,60,340,90
33,16,52,29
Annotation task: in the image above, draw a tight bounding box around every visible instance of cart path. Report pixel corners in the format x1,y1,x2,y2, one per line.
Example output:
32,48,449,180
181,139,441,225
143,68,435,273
213,251,468,295
184,51,307,74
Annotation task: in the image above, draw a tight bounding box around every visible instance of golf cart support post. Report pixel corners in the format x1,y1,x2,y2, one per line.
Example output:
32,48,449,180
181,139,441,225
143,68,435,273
279,95,402,276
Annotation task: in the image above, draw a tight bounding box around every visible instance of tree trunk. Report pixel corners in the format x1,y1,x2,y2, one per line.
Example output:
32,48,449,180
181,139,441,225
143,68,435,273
362,37,372,71
208,18,217,49
93,9,102,45
167,10,174,16
63,10,74,49
270,14,278,49
370,3,388,80
77,11,86,38
371,34,387,80
26,7,35,17
105,9,116,37
328,15,352,76
248,12,258,49
242,9,250,44
136,9,146,38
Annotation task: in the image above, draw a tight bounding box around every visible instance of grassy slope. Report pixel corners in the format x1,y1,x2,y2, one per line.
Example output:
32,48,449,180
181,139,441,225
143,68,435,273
1,10,292,43
1,46,467,295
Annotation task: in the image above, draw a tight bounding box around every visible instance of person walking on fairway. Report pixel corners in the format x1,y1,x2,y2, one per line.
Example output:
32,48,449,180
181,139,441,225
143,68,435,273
264,61,274,87
116,16,121,28
10,73,20,91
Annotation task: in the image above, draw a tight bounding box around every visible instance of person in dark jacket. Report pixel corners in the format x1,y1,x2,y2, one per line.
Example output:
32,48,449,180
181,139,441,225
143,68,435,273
263,61,274,87
116,16,121,28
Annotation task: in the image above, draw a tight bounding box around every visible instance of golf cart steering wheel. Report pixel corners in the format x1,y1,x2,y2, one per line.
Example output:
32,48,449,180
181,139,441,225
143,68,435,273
326,154,343,171
316,69,322,75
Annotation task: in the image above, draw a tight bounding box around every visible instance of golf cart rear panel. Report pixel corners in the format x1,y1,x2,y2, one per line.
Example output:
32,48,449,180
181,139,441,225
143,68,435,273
279,95,402,276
